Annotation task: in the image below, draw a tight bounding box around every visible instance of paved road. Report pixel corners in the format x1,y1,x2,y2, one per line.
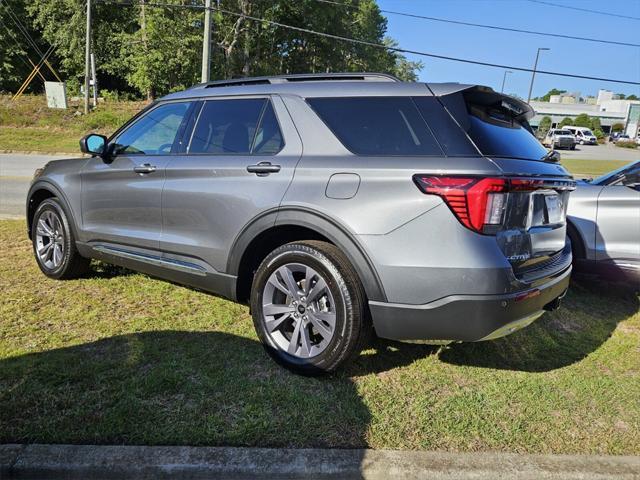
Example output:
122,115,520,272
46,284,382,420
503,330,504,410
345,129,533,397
559,143,639,162
0,154,67,218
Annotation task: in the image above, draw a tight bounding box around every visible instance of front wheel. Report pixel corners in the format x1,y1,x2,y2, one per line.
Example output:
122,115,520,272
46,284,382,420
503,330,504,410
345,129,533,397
32,198,90,279
250,241,369,375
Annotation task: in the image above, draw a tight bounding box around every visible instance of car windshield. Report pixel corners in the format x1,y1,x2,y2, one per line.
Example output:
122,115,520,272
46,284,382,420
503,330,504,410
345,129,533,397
583,129,594,136
556,130,572,135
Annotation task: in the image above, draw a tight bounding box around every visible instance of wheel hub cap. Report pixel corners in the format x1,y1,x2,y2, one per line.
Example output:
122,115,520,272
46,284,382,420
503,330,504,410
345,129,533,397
35,210,65,270
262,263,337,359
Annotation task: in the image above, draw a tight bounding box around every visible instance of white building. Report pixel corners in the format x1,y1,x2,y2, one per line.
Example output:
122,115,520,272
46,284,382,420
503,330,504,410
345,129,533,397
530,89,640,138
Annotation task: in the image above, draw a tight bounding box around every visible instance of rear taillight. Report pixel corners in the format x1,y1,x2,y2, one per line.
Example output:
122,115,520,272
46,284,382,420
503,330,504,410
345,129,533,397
413,176,507,233
413,175,575,234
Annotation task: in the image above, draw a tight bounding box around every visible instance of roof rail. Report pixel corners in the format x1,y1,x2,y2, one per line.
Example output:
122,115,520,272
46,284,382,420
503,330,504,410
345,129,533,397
191,72,401,90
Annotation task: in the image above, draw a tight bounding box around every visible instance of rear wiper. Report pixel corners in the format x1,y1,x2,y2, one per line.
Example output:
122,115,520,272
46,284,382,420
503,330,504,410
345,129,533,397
541,150,560,163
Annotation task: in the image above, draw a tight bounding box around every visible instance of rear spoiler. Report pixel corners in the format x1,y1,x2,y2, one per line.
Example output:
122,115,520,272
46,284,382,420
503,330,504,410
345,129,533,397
426,83,535,122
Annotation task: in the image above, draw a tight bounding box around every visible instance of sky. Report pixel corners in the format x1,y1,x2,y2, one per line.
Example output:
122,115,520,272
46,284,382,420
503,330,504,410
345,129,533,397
377,0,640,99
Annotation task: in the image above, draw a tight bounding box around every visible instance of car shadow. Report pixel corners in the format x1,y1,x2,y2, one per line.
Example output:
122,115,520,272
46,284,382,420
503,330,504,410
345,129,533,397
438,283,638,372
0,330,434,454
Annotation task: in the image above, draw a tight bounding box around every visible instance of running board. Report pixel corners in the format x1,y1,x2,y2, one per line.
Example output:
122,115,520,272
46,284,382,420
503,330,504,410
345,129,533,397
93,245,207,277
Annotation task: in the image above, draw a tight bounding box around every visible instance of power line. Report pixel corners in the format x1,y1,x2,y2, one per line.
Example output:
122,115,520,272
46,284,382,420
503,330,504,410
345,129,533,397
526,0,640,21
97,0,640,86
311,0,639,48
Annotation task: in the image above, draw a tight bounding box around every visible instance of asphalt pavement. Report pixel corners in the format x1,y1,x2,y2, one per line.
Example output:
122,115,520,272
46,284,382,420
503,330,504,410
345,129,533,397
0,154,67,218
559,143,639,162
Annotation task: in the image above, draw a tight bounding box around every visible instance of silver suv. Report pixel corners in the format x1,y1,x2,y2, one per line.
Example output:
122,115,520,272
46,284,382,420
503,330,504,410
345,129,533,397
27,73,575,374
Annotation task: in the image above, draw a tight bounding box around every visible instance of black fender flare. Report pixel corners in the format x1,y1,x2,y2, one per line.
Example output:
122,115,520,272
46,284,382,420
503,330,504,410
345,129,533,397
227,206,387,302
26,180,80,241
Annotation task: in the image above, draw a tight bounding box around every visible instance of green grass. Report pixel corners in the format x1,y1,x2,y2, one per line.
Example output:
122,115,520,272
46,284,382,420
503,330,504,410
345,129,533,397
0,95,145,153
1,220,638,453
561,159,630,178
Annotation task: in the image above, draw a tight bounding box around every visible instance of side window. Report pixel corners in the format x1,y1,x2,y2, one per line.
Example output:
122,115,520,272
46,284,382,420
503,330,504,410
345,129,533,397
252,101,284,155
189,98,265,154
113,102,192,155
620,166,640,186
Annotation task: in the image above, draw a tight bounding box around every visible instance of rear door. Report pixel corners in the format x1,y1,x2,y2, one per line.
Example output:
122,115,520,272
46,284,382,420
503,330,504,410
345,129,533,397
160,95,302,274
81,101,194,251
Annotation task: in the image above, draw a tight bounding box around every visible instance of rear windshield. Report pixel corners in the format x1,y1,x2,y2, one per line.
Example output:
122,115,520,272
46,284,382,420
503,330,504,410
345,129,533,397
439,91,548,161
556,130,572,135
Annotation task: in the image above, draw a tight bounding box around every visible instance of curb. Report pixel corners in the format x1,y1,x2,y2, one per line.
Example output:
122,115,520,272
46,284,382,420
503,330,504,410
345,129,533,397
1,444,639,479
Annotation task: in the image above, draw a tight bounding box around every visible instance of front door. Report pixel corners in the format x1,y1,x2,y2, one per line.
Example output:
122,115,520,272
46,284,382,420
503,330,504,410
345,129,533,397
81,101,194,251
160,95,302,274
596,164,640,264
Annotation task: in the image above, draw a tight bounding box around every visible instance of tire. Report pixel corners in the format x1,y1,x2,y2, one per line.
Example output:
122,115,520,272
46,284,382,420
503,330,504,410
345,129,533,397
31,198,91,279
250,240,370,375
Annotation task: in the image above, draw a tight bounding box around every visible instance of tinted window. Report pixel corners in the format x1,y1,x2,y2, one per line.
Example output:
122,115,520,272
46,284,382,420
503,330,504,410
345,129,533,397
253,101,284,155
412,96,478,156
189,99,265,154
114,102,192,155
308,97,443,156
465,106,548,160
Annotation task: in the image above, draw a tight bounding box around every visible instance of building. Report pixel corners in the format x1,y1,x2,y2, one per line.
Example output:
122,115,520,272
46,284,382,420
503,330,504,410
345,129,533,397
530,89,640,138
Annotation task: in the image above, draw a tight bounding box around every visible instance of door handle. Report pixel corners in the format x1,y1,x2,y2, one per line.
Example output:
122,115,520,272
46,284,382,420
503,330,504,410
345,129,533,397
247,161,281,176
134,163,157,174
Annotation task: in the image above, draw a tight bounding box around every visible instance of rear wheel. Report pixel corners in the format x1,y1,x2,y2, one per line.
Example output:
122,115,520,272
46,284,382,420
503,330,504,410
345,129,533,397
250,240,369,375
32,198,90,279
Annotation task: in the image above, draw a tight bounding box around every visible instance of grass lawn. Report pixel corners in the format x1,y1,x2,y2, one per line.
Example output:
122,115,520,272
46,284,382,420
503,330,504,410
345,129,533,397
0,219,638,453
561,159,630,178
0,95,145,154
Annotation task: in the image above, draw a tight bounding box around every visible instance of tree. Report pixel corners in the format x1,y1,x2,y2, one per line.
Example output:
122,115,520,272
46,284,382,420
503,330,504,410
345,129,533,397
0,0,54,93
15,0,422,98
538,116,552,136
573,113,591,128
612,123,625,132
535,88,566,102
627,94,639,101
559,117,573,127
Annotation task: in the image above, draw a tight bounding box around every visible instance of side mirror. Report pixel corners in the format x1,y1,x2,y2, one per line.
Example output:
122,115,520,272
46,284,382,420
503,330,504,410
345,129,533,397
79,134,108,160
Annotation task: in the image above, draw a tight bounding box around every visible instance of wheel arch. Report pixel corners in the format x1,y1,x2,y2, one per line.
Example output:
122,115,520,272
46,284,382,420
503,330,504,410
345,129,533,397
566,218,586,260
228,207,387,304
27,181,79,240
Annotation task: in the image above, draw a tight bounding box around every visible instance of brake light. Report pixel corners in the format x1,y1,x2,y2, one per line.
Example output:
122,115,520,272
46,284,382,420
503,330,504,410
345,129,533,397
413,176,507,233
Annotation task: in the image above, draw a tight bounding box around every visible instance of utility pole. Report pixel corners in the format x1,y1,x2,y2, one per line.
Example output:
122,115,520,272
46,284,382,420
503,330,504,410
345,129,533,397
201,0,212,82
90,53,98,108
84,0,92,114
500,70,512,94
527,47,550,104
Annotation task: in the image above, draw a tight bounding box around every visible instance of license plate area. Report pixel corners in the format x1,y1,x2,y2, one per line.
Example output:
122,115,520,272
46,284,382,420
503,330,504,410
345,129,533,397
528,190,566,229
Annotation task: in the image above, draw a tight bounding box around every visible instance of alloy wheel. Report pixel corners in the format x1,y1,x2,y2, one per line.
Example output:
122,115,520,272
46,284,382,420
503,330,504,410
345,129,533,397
262,262,337,358
35,210,65,270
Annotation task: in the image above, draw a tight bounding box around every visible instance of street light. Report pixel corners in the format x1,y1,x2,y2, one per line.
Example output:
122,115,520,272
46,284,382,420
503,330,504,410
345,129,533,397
527,47,550,104
500,70,513,94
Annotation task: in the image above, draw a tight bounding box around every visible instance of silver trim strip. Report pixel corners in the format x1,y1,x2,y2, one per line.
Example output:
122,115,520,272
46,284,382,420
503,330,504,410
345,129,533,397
93,245,207,277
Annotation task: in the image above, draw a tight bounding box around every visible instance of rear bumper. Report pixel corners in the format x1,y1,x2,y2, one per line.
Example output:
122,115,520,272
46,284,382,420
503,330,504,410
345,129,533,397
369,264,571,342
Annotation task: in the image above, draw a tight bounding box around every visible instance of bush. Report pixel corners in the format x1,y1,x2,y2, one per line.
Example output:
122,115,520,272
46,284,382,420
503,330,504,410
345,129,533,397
616,140,638,149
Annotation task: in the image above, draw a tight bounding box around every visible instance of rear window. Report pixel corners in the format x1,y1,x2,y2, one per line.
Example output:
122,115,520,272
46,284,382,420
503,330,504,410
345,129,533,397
466,110,548,160
439,91,548,161
307,97,443,156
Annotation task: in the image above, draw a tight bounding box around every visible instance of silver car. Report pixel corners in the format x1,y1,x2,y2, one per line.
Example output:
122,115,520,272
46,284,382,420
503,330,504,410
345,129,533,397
27,73,575,374
567,161,640,285
542,129,576,150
